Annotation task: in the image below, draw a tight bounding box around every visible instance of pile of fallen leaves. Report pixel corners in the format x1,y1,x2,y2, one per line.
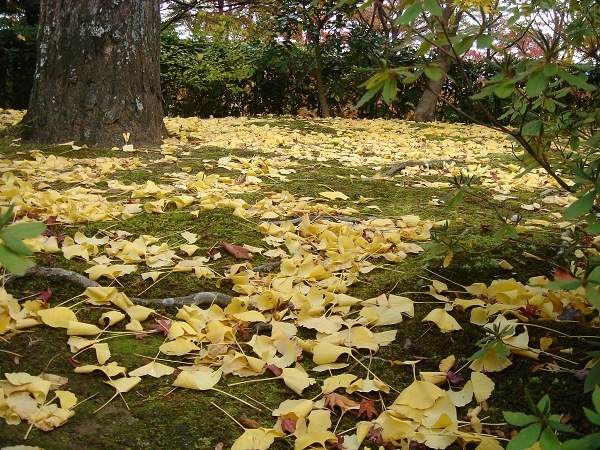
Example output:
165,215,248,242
0,113,598,449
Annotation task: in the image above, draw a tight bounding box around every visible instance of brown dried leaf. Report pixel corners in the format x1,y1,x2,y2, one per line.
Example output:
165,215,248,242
222,242,252,260
239,417,260,429
324,392,359,413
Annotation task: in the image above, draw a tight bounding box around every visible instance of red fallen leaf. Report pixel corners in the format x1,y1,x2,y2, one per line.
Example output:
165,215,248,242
367,425,384,445
266,364,283,376
222,242,252,260
67,356,82,368
36,287,52,308
43,216,60,225
235,174,247,185
356,399,378,420
328,434,345,449
234,323,251,341
446,370,465,385
554,266,576,281
517,303,538,319
239,417,260,429
37,287,52,302
134,333,149,340
324,392,359,413
149,319,171,336
280,418,297,434
480,224,494,231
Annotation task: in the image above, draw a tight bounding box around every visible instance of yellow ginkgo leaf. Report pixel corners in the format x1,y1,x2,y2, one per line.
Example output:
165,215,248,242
126,304,155,322
321,374,358,394
231,428,284,450
93,343,111,364
319,191,349,200
471,371,495,403
74,362,126,377
99,310,126,326
439,355,455,373
105,376,141,393
374,411,416,441
419,372,447,385
37,307,77,328
85,264,137,281
125,319,144,332
279,365,316,395
272,399,315,419
129,361,176,378
469,343,512,372
421,309,462,333
294,409,337,450
66,321,103,336
394,380,446,410
159,337,200,356
172,367,222,390
312,342,351,365
55,390,78,409
470,307,489,326
447,381,474,407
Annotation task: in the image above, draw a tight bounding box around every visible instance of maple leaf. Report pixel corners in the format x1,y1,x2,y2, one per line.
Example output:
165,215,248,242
517,303,538,319
356,398,378,420
324,392,359,413
149,319,171,336
36,287,52,307
222,242,252,260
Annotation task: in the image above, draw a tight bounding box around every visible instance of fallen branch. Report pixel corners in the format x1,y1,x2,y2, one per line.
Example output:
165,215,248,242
382,158,460,176
5,267,233,308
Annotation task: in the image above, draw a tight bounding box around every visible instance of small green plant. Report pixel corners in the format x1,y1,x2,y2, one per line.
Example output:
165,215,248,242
504,389,575,449
468,322,514,363
0,204,46,275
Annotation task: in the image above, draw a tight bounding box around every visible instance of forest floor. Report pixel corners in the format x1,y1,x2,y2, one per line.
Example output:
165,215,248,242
0,111,598,450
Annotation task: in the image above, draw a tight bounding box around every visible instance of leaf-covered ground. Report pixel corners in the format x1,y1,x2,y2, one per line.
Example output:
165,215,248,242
0,109,597,449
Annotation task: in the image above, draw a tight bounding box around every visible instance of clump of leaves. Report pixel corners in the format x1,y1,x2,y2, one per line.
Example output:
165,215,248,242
504,388,600,450
0,204,46,275
468,321,514,364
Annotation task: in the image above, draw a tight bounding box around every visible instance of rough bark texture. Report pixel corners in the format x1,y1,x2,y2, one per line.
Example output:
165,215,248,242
413,6,461,123
412,58,450,122
22,0,165,147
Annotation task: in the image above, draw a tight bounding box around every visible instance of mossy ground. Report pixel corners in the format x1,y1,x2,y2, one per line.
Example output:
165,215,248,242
0,116,597,449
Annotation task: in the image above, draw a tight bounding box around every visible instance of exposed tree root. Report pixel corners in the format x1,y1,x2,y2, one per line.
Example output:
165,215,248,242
5,267,233,308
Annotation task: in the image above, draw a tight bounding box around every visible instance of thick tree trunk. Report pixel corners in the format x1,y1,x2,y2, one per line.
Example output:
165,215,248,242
22,0,165,148
412,58,450,122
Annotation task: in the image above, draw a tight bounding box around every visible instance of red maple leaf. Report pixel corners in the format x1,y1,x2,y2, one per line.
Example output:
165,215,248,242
356,399,378,420
517,303,538,319
36,287,52,307
149,319,171,336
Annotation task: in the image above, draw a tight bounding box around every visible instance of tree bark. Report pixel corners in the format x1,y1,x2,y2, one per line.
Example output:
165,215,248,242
412,58,450,122
22,0,165,148
413,5,462,123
